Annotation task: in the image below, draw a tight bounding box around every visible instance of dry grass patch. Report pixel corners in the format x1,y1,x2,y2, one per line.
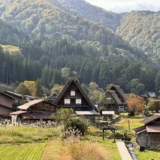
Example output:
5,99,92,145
41,138,63,160
41,137,111,160
60,138,111,160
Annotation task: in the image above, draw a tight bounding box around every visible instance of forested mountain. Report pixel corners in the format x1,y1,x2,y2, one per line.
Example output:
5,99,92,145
116,11,160,61
0,0,160,95
0,0,147,60
0,19,27,45
49,1,160,61
48,0,121,31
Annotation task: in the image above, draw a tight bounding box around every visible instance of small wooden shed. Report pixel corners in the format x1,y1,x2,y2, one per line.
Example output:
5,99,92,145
134,115,160,149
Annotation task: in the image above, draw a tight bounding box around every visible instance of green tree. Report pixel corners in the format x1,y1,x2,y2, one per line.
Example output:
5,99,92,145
35,79,43,97
51,84,64,94
129,79,145,95
16,82,30,95
81,83,89,95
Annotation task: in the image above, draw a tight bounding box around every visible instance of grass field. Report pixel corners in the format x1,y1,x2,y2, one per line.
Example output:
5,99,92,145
115,118,144,131
0,126,61,143
0,117,159,160
0,143,46,160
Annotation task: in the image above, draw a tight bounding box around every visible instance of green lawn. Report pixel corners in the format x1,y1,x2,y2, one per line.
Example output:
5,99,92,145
115,118,144,131
135,149,160,160
0,143,46,160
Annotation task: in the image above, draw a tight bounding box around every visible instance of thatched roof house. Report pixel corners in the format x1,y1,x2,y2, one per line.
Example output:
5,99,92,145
53,78,98,117
101,85,128,114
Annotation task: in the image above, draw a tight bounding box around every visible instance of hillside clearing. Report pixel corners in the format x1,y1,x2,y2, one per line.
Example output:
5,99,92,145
0,45,22,55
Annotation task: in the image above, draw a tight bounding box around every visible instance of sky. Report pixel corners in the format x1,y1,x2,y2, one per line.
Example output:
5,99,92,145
85,0,160,13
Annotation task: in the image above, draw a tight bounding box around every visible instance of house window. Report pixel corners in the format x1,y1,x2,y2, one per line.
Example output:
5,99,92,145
64,99,70,104
119,106,124,112
76,99,82,104
71,91,75,96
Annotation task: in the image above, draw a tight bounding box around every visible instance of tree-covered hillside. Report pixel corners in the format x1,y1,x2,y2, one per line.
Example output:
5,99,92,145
48,0,121,31
117,11,160,61
0,19,27,45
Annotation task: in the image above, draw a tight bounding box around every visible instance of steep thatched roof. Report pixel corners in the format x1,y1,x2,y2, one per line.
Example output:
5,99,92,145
53,78,97,112
106,90,123,105
109,85,125,101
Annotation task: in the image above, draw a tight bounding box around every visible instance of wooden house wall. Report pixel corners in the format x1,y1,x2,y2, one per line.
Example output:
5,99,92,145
150,133,160,148
138,132,151,148
0,106,13,117
0,94,15,109
106,93,115,104
30,102,56,112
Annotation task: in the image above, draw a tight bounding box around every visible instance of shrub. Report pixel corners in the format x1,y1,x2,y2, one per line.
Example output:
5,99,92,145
66,117,88,136
52,109,88,136
128,109,135,116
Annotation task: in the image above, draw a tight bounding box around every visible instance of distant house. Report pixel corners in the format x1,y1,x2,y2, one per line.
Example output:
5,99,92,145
146,92,157,99
10,99,57,125
0,92,17,118
134,115,160,149
53,78,98,121
101,85,128,114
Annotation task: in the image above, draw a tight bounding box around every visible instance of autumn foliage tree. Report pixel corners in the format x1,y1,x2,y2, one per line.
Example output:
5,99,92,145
126,95,145,114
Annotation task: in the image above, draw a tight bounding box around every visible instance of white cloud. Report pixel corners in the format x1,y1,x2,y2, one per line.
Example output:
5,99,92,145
85,0,160,13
